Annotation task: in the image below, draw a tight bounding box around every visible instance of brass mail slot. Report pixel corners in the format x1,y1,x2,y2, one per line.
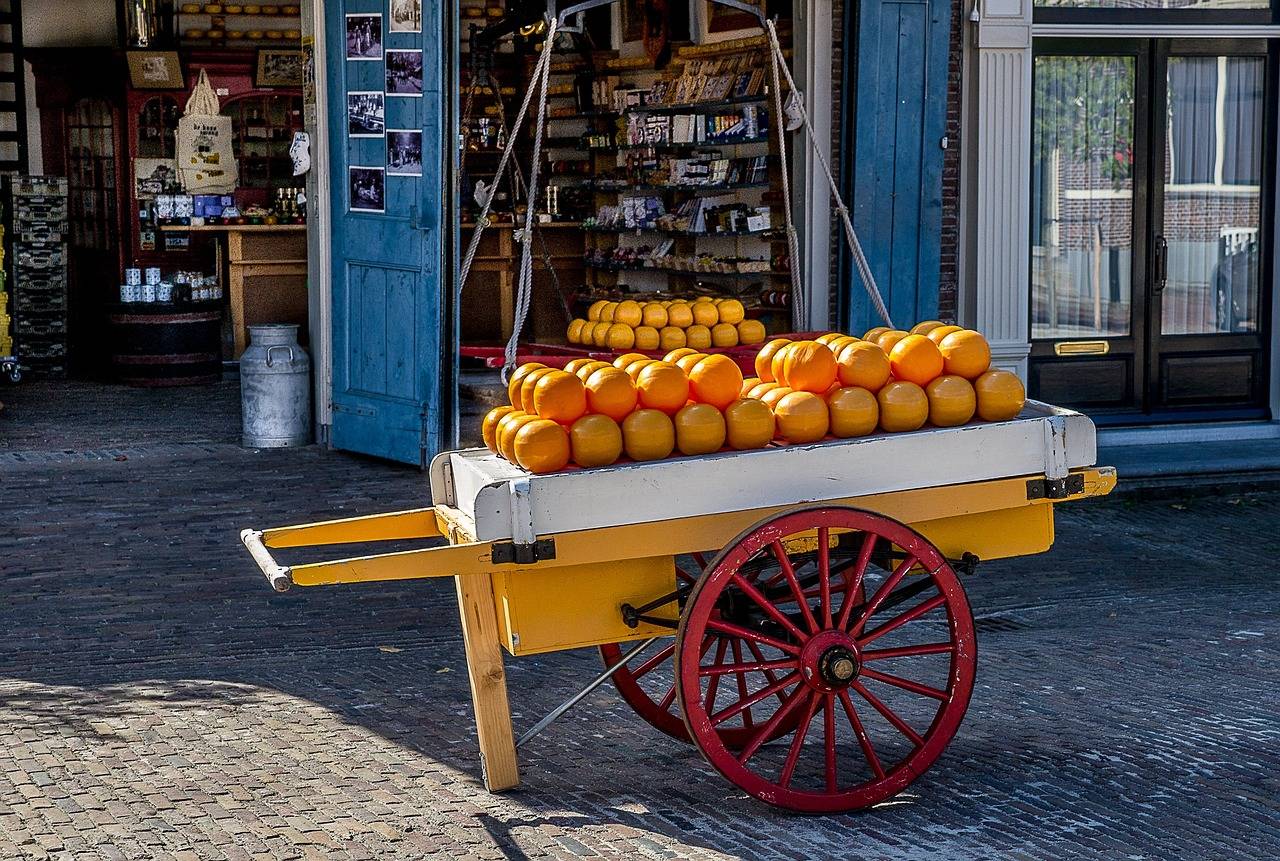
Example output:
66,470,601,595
1054,340,1110,356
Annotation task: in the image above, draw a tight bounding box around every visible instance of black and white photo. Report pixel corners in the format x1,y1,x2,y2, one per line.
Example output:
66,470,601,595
347,91,385,137
349,166,385,213
389,0,422,32
345,13,382,60
386,130,423,176
385,49,424,97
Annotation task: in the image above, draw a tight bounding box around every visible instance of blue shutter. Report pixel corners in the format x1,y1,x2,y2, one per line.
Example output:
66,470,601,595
845,0,951,333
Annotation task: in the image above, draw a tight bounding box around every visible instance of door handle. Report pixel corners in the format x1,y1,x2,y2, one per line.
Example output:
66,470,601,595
1154,235,1168,293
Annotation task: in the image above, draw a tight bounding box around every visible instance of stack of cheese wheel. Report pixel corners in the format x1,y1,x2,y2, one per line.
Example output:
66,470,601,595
565,295,766,353
741,323,1023,443
483,321,1023,474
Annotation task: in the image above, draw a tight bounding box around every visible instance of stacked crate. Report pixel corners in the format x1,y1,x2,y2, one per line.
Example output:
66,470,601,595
7,176,69,378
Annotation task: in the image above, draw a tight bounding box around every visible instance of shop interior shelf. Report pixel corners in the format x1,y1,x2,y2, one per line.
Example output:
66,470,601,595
584,263,788,278
587,135,770,152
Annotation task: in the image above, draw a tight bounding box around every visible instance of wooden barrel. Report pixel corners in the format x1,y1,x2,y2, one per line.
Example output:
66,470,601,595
108,305,223,387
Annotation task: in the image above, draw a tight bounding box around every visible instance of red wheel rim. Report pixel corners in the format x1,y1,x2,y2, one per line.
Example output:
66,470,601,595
602,550,840,748
675,507,976,813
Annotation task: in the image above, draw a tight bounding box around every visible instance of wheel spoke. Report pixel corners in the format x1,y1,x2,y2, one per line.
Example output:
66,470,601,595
823,693,837,792
744,639,791,706
704,637,730,712
676,566,698,584
852,680,924,748
849,555,918,637
860,642,955,661
737,682,810,764
657,682,677,712
731,640,753,729
711,670,801,726
698,656,798,677
706,619,802,656
836,532,878,630
858,593,948,645
818,527,832,629
860,667,949,701
838,689,886,780
628,641,676,679
771,541,819,633
731,573,809,643
778,691,821,788
693,552,709,569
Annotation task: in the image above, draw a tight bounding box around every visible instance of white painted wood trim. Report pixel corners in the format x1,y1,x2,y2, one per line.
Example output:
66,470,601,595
1033,24,1280,38
794,0,834,330
303,0,333,433
435,402,1099,542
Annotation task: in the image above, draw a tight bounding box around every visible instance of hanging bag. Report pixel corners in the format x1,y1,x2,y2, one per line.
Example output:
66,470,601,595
176,69,239,194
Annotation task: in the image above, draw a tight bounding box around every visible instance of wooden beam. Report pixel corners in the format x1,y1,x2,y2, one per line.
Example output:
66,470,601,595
454,571,520,792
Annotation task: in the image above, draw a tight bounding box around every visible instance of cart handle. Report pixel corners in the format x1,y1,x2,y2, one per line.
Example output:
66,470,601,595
241,529,294,593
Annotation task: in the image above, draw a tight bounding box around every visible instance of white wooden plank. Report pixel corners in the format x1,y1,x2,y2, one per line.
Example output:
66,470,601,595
433,401,1101,542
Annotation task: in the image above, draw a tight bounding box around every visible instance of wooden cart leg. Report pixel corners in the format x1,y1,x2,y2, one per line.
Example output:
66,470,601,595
454,571,520,791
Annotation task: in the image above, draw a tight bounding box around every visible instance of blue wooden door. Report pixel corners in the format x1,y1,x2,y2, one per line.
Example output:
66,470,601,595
326,0,447,465
846,0,951,333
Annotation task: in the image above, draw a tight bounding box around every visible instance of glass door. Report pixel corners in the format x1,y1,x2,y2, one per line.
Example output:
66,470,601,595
1030,38,1274,421
1149,41,1271,413
1030,44,1147,411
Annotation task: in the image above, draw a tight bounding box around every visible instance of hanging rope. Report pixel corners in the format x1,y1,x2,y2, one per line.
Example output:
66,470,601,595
458,27,557,298
763,19,893,328
503,16,559,377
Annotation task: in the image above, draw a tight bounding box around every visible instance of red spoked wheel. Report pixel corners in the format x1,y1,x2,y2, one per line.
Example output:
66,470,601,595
675,506,977,813
602,547,870,747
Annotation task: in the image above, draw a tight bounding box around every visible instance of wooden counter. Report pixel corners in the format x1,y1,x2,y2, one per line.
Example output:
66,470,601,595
460,222,583,344
161,224,308,357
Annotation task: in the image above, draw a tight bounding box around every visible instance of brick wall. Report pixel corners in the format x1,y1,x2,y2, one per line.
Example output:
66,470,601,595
827,0,845,329
938,0,964,324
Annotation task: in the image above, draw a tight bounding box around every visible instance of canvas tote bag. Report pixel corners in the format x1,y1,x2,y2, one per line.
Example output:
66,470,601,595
176,69,239,194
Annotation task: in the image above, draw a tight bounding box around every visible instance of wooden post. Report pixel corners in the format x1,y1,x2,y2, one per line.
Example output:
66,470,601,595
454,571,520,791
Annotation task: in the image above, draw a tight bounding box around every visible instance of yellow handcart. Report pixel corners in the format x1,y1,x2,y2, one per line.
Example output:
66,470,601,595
242,401,1114,813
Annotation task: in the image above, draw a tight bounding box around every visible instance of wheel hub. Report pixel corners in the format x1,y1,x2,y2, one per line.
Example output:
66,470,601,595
798,629,861,692
819,646,859,686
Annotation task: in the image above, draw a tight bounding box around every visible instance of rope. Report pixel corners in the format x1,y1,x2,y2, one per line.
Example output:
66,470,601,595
503,16,559,378
765,30,805,330
764,19,893,328
458,28,556,300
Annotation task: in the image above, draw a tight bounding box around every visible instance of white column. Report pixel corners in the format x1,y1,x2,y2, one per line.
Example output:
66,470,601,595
969,0,1033,377
302,0,333,436
793,0,834,330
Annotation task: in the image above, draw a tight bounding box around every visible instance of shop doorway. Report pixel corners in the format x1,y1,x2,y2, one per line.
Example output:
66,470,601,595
1028,39,1274,423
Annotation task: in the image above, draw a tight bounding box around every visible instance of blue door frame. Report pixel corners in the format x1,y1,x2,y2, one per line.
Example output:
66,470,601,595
326,0,452,466
840,0,952,334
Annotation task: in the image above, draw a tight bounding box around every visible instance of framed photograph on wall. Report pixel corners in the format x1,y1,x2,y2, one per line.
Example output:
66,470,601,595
389,0,422,33
385,49,423,97
386,130,423,176
347,91,386,138
345,13,383,60
127,51,184,90
256,49,304,87
350,166,386,213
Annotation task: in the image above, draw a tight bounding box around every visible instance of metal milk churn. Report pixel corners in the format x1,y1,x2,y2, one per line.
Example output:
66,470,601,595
240,324,312,447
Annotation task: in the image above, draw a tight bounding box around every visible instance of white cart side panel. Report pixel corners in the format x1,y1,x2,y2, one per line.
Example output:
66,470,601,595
449,402,1099,543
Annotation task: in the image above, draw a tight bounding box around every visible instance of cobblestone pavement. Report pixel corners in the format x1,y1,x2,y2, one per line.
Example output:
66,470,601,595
1,384,1279,859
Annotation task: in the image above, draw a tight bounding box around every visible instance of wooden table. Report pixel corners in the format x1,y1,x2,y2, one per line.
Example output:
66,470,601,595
161,224,308,358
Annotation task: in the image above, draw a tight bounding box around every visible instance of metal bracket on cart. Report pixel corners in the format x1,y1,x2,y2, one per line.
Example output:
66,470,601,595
1027,473,1086,501
491,538,557,565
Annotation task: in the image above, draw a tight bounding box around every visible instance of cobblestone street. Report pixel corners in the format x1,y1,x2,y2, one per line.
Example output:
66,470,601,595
1,383,1278,860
